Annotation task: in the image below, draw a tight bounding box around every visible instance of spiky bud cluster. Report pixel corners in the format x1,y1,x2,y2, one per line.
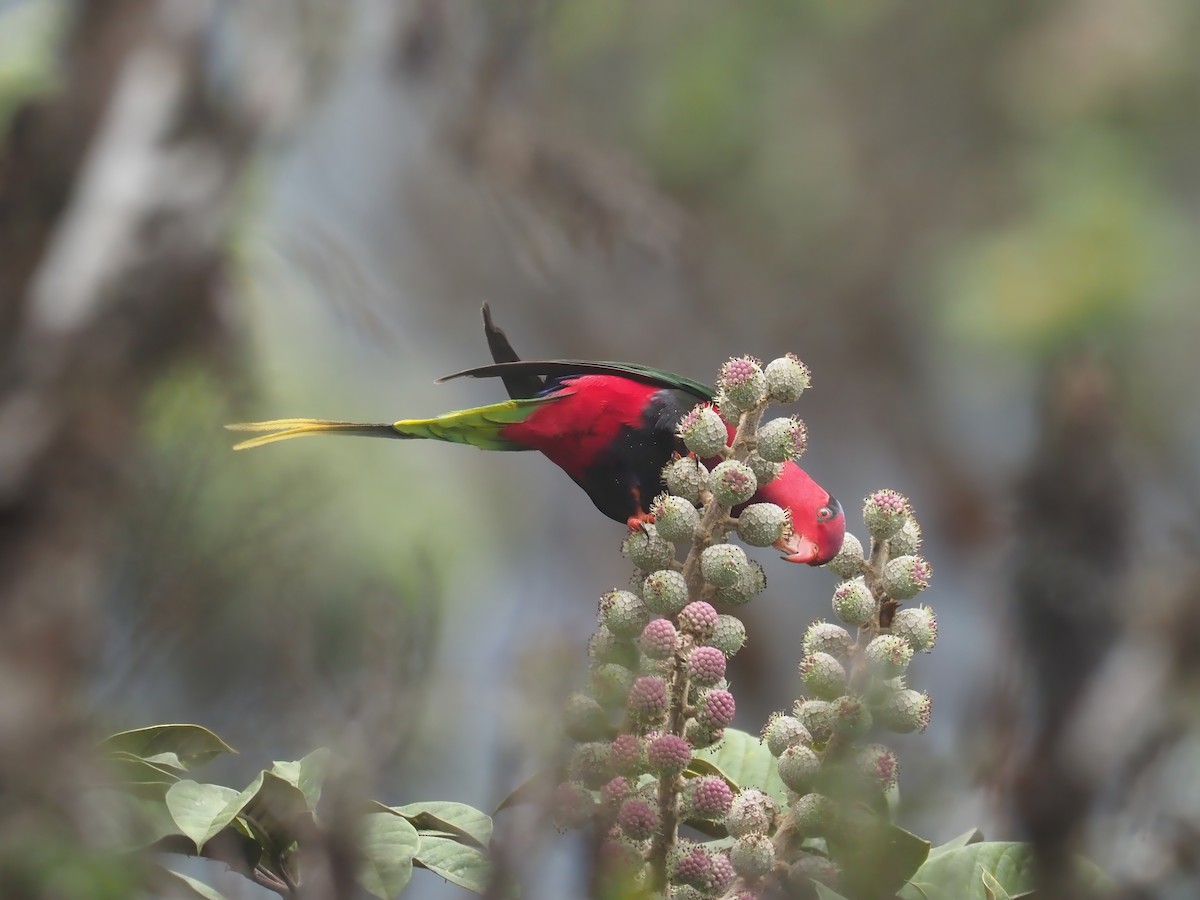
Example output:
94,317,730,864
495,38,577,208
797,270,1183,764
662,456,709,502
687,646,727,685
755,416,808,463
762,714,812,757
724,789,777,837
736,502,791,547
591,663,634,709
799,652,847,700
699,543,748,588
856,743,900,792
710,615,747,658
638,617,677,660
795,699,835,743
891,605,937,652
677,404,729,458
802,621,853,658
616,798,658,840
777,745,822,793
831,577,876,627
697,689,737,730
863,634,914,678
567,742,611,789
563,691,609,742
790,792,835,837
882,555,932,600
826,532,865,579
622,526,675,571
599,589,650,639
627,675,668,722
678,601,719,640
688,776,734,818
874,687,932,734
731,832,775,880
744,451,782,485
719,356,767,409
709,460,757,506
647,734,692,775
764,353,811,403
714,560,765,607
609,734,645,776
862,489,910,540
650,493,700,543
553,781,595,830
642,569,689,616
887,517,923,557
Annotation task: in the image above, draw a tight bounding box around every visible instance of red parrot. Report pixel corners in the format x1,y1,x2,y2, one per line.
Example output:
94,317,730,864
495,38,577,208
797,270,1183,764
227,306,845,565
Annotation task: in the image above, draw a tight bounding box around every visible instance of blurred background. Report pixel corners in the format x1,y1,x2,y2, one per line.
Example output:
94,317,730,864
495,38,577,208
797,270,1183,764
2,1,1199,897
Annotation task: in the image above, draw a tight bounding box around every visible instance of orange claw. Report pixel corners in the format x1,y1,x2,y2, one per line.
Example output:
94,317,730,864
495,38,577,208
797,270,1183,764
626,509,656,534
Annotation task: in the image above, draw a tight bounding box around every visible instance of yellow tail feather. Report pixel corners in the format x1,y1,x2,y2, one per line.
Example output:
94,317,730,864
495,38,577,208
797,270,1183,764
225,419,398,450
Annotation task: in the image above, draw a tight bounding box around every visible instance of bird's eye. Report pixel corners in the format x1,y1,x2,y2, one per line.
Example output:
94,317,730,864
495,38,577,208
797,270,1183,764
817,506,833,521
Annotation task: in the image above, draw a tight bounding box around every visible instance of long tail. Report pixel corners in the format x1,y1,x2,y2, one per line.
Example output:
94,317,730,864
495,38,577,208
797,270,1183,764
226,395,557,452
226,419,403,450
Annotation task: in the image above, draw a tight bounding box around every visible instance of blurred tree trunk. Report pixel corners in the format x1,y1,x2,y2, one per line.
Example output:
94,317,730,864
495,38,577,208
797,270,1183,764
0,1,253,887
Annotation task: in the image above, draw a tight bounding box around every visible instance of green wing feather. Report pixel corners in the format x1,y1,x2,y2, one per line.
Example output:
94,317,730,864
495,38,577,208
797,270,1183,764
226,395,558,451
436,359,715,401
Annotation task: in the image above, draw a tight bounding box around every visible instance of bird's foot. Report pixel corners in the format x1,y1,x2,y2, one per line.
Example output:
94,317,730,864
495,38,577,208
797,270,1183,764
626,511,656,535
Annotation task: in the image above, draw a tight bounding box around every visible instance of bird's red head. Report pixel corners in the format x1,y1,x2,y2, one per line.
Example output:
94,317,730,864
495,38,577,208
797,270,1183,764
755,464,845,566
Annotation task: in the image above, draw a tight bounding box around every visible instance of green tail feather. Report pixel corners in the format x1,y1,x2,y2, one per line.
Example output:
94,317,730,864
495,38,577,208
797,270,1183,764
227,396,556,452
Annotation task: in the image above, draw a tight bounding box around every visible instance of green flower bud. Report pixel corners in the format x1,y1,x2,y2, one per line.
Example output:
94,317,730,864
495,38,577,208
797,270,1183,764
710,615,747,658
799,652,847,700
553,780,596,830
882,555,932,600
802,621,853,658
887,517,923,557
563,691,610,741
700,543,749,588
677,404,729,458
724,788,778,837
567,741,612,789
599,590,650,639
649,493,700,543
588,626,638,670
764,353,811,403
590,663,635,709
736,502,791,548
863,634,913,678
826,532,865,579
714,560,765,607
713,390,745,425
710,460,757,506
755,416,808,463
663,456,709,502
832,577,876,627
684,718,724,749
745,451,783,486
719,356,767,409
622,525,675,571
830,695,873,738
794,699,835,743
789,792,835,837
642,569,689,616
891,604,937,652
875,688,931,734
862,489,910,540
762,713,812,758
856,743,900,792
777,744,822,793
730,833,775,880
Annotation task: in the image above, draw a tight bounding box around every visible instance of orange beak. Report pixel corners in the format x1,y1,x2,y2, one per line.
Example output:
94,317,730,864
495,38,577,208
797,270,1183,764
775,532,820,565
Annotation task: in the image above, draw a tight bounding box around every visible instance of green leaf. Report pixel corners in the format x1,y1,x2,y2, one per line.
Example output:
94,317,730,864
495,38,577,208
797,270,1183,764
829,813,930,900
898,842,1114,900
270,748,330,811
106,751,186,785
165,781,243,852
494,769,561,814
393,802,493,849
415,834,490,894
928,827,986,860
814,885,854,900
689,728,788,805
360,812,420,899
158,867,229,900
231,770,314,856
100,725,235,770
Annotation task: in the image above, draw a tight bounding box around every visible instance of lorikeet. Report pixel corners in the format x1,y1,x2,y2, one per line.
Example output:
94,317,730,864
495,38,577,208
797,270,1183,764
227,306,845,565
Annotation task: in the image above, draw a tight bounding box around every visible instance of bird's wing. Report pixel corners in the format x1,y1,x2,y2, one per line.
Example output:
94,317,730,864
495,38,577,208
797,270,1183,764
438,359,715,402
